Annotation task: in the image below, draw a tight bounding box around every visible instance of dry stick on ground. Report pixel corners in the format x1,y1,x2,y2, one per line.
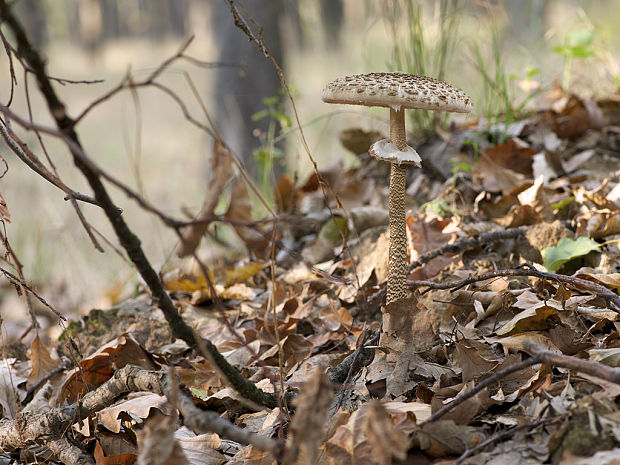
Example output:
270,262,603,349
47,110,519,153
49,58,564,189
371,227,528,303
0,1,277,410
0,365,283,463
328,330,378,415
420,342,620,426
407,227,527,273
410,263,620,311
452,416,562,465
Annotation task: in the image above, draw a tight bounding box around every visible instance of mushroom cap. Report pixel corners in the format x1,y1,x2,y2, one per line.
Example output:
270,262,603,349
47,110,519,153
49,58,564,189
322,72,472,113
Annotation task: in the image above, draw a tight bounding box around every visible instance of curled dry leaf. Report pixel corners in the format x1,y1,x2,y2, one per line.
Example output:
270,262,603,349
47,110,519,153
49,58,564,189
137,412,190,465
417,419,486,457
361,401,410,465
284,369,333,465
27,334,61,389
178,140,234,258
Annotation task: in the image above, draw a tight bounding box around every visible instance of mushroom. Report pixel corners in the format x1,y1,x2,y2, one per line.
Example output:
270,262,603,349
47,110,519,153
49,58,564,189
322,72,472,305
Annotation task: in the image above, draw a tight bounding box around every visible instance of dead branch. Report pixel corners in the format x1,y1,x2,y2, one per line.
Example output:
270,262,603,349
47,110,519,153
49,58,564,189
0,265,65,321
329,331,378,414
524,341,620,382
168,368,283,458
453,416,561,465
0,0,278,410
421,341,620,425
0,365,283,463
410,263,620,311
0,120,99,206
408,227,527,273
371,227,528,303
46,437,93,465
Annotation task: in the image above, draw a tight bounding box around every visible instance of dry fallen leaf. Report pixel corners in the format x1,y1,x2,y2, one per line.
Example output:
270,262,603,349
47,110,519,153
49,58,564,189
27,334,61,389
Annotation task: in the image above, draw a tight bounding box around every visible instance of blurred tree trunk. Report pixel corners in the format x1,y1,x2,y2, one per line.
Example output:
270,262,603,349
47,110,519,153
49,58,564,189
15,0,47,48
501,0,546,47
210,0,285,171
78,0,102,52
209,0,344,173
320,0,343,46
100,0,120,39
167,0,188,36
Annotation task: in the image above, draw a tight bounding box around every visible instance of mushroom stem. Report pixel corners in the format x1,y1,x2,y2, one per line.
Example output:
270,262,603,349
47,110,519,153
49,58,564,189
387,163,408,304
390,107,407,150
386,107,409,305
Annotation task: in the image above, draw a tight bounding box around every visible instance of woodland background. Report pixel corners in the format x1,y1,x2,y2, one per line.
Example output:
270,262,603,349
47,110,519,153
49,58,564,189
2,1,619,340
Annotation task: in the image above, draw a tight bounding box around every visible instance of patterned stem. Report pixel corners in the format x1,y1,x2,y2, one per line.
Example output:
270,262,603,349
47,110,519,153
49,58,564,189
386,107,408,305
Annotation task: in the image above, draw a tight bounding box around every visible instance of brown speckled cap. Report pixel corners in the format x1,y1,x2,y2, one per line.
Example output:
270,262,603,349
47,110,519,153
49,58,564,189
322,72,472,113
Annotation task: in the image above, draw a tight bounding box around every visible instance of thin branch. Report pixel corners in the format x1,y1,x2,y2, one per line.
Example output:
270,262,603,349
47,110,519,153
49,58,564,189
453,416,562,465
420,357,539,425
0,119,100,206
0,265,65,321
0,0,278,409
410,263,620,311
421,342,620,425
408,227,527,273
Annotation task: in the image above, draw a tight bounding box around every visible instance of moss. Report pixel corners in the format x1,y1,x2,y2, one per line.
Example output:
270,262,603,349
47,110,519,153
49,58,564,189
562,410,615,456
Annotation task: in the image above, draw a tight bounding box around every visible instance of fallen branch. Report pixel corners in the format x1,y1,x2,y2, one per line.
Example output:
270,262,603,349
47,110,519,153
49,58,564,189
408,227,527,273
421,341,620,425
0,365,283,463
453,416,561,465
370,227,528,303
410,263,620,311
328,331,378,415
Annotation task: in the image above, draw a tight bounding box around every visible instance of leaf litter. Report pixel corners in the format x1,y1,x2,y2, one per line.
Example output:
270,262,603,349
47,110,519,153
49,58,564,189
6,89,620,464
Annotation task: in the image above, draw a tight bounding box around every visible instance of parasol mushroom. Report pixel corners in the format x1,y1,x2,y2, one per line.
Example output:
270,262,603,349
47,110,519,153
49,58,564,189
322,72,472,305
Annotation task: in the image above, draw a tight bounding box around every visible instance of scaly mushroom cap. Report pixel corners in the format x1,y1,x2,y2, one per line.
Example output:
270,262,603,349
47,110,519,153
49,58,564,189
322,72,472,113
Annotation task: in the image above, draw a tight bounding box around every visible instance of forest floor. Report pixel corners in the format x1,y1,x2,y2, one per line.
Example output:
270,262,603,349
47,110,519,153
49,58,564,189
4,83,620,464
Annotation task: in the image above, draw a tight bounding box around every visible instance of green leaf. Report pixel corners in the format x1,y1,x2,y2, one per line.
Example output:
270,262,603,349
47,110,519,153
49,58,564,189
421,199,452,217
569,45,593,58
525,66,540,79
251,109,269,121
568,29,594,48
319,216,349,243
551,196,575,212
541,237,601,273
451,162,472,175
262,96,279,106
552,45,570,56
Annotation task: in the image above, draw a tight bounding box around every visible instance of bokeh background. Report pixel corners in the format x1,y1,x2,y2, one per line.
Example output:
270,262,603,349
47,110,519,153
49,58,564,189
1,0,619,338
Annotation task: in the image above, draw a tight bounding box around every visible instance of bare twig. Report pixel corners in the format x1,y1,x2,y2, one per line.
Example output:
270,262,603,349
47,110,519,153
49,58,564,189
524,341,620,382
0,0,277,409
0,119,99,206
410,263,620,311
453,416,562,465
408,227,527,273
0,265,65,321
421,357,539,425
0,224,38,329
422,341,620,425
